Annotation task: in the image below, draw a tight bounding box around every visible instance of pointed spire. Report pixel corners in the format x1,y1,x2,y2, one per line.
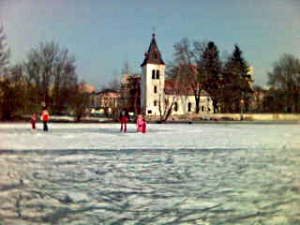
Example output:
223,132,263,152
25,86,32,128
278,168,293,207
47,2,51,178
141,33,165,67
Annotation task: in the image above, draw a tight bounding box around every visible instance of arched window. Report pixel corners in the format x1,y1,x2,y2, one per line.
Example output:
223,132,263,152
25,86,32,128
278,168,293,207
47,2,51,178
201,106,205,111
154,86,157,93
174,102,178,112
152,70,155,79
156,70,160,79
154,100,157,106
188,102,192,112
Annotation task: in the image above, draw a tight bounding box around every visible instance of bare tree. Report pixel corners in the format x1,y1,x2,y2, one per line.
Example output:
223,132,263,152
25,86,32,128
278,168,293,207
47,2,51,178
0,26,14,120
268,54,300,112
52,49,77,114
0,25,10,76
158,61,191,121
70,81,90,121
122,60,131,75
24,41,78,114
168,39,207,114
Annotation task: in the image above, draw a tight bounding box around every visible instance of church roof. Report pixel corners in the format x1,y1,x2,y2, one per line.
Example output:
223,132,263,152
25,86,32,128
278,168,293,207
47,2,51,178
164,80,210,96
141,33,165,67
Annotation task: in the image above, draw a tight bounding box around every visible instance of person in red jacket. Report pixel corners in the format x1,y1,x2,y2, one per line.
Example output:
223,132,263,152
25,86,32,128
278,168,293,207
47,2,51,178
136,114,146,133
141,118,146,133
30,113,37,130
119,108,129,132
41,106,50,132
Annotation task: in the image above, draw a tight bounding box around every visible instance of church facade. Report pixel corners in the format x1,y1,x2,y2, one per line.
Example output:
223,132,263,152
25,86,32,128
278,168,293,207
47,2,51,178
139,34,213,116
121,34,213,117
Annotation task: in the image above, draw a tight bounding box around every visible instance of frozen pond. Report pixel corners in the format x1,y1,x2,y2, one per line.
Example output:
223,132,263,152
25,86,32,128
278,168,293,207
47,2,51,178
0,122,299,224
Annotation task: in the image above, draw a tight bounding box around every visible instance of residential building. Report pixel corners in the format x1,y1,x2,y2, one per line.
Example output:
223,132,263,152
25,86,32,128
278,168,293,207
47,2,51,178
91,89,120,116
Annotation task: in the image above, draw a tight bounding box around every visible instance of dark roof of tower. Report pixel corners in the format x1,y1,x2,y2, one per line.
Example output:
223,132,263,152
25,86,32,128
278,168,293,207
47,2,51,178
141,33,165,67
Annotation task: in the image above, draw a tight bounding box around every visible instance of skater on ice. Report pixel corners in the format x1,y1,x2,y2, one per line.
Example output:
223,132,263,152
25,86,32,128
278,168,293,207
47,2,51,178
41,106,50,132
136,114,146,133
119,108,130,132
30,113,37,130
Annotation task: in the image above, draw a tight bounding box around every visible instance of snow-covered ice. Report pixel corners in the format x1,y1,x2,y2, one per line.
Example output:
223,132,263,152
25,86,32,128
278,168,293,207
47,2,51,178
0,122,299,225
0,122,299,151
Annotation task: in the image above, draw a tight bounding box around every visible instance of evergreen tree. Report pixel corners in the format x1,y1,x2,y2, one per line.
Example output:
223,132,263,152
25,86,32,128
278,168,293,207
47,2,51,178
200,41,222,112
222,45,252,113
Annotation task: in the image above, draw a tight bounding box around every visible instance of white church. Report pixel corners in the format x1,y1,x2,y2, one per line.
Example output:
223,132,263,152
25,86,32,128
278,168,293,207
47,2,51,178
122,34,214,117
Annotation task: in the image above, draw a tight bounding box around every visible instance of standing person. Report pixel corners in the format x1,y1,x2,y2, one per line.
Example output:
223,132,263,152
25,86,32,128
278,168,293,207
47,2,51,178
136,114,143,133
30,113,37,130
119,108,129,132
41,106,50,132
136,114,146,133
141,118,147,133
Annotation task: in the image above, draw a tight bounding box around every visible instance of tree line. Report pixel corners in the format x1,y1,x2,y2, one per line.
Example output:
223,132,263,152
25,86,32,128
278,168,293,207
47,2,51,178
166,39,252,115
0,26,90,120
166,38,300,115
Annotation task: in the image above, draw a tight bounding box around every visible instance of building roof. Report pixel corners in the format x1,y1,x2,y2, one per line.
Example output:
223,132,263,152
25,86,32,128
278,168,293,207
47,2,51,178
141,33,165,67
94,88,119,95
164,80,210,96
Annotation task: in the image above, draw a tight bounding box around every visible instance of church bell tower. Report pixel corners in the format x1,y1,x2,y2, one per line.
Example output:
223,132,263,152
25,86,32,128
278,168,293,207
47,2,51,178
140,33,165,116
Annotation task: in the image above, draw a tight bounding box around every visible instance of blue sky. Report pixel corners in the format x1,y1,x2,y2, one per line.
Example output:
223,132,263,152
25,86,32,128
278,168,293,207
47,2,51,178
1,0,299,89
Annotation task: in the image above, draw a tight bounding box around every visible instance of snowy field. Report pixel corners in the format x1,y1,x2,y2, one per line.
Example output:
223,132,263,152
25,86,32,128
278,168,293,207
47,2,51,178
0,122,299,225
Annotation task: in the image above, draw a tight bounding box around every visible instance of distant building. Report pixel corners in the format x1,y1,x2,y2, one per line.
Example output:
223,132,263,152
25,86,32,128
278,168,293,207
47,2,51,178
120,73,140,113
91,89,120,115
164,80,213,115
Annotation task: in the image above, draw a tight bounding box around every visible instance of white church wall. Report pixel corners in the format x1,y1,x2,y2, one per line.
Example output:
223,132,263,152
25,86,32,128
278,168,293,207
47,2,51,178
140,34,215,117
166,94,214,115
141,64,165,116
